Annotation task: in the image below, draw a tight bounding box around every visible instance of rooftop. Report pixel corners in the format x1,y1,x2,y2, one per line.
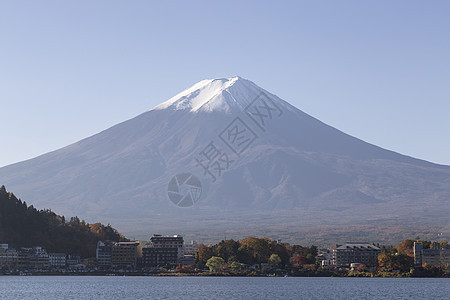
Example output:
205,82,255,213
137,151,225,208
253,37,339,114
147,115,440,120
336,243,380,251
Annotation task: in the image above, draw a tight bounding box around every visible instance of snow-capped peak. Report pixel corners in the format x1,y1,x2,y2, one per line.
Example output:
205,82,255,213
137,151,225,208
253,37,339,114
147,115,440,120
152,76,265,113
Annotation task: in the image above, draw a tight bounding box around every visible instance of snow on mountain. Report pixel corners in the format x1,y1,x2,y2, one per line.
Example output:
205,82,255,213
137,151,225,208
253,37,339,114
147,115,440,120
0,76,449,243
154,76,255,112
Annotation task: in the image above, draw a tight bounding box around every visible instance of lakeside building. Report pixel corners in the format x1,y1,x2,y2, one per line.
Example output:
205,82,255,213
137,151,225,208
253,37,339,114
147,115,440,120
334,243,380,267
96,241,113,268
149,234,184,257
414,242,450,267
1,245,81,270
184,240,197,256
317,248,334,267
18,247,50,270
0,245,18,269
142,234,184,268
48,253,66,268
142,247,179,268
66,255,81,268
111,241,141,269
95,240,143,269
182,240,197,266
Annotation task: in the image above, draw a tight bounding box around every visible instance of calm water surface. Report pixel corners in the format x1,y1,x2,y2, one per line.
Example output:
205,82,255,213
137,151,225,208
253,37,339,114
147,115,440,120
0,276,448,299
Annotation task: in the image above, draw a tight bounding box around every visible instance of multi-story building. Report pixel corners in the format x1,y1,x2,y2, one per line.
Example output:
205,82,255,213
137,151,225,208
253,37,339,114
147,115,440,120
414,242,450,267
66,255,81,267
32,247,50,269
317,248,334,267
142,247,179,268
179,254,195,266
142,234,184,268
96,241,113,268
334,243,380,267
184,240,197,256
111,241,140,268
18,248,32,269
150,234,184,258
19,247,50,270
0,245,19,269
48,253,66,268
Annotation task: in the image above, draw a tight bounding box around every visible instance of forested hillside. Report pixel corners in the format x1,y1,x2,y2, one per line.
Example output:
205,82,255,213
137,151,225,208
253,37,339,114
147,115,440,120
0,185,125,257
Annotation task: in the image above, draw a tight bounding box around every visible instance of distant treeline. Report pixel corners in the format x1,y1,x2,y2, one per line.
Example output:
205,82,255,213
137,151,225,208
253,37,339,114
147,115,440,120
0,185,125,257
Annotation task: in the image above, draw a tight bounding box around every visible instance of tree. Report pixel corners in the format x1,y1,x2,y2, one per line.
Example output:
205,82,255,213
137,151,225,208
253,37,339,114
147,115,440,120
378,253,391,270
69,216,81,225
291,254,308,267
0,185,123,258
439,240,449,249
198,246,214,263
268,254,281,268
229,261,242,272
378,252,413,272
239,237,272,263
396,239,415,257
269,242,290,265
216,239,239,262
237,244,255,265
206,256,225,272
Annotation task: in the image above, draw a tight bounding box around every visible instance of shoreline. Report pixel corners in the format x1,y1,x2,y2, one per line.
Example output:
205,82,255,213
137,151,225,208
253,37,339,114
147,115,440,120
1,272,448,278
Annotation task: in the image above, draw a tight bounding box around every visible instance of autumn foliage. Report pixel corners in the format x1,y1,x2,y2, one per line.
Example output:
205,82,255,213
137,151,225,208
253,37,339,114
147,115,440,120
0,185,123,257
196,237,316,269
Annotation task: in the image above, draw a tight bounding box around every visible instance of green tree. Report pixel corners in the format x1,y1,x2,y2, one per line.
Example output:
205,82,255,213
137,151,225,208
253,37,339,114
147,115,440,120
268,254,282,268
229,261,242,272
206,256,225,272
269,241,290,266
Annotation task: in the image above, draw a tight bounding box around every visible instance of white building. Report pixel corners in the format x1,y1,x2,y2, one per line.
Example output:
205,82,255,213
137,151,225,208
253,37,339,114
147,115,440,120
184,240,197,256
96,241,113,267
48,253,66,268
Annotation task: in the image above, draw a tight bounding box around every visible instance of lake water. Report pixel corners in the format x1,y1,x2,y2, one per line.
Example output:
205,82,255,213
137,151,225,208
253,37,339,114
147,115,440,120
0,276,448,299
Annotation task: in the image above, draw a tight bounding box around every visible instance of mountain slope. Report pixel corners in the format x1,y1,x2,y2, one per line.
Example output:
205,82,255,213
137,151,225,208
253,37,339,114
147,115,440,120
0,185,123,257
0,76,449,244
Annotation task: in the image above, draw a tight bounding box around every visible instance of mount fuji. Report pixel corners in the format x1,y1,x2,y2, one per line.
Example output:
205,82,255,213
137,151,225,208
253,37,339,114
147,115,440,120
1,76,449,244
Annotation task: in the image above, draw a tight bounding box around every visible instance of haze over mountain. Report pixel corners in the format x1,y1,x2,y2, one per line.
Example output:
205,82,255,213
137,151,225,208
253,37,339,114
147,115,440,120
1,77,449,244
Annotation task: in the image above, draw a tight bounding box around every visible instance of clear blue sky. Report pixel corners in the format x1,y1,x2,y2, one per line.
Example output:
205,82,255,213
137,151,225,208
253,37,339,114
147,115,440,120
1,0,449,167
